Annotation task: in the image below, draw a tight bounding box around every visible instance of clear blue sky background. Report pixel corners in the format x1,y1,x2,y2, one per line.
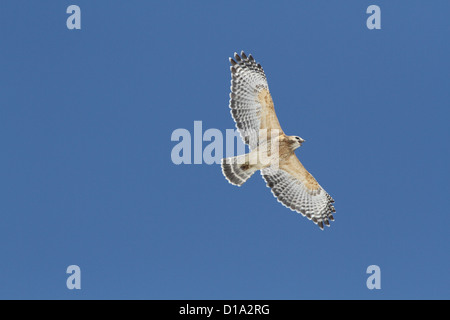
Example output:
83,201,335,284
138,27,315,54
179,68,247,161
0,1,449,299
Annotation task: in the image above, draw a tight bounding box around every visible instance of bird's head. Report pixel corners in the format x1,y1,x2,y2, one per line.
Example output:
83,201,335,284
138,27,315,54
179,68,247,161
289,136,305,150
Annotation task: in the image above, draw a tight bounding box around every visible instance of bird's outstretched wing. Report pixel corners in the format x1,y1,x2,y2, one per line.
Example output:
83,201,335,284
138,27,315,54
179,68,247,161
229,51,283,149
261,154,335,230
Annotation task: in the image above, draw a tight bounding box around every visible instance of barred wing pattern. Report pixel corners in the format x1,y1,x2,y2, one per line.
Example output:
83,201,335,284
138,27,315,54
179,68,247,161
229,51,283,149
261,158,335,230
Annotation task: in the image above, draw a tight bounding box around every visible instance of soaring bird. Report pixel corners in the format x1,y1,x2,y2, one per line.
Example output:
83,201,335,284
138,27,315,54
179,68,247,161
221,51,335,230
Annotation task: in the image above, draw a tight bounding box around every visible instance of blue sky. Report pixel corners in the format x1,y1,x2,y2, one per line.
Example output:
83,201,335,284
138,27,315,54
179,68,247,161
0,1,449,299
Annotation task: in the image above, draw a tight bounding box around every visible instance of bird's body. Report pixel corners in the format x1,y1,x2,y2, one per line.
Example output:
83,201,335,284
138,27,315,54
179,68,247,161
221,51,336,230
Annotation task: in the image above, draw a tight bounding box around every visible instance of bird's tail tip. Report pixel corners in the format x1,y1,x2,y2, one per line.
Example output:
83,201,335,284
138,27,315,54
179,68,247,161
221,155,257,186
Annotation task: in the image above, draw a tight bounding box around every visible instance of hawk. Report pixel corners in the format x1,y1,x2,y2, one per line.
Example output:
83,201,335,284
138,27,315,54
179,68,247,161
221,51,335,230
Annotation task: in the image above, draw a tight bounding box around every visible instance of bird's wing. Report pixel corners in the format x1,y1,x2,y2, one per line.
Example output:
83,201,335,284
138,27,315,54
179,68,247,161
261,154,335,230
229,51,283,149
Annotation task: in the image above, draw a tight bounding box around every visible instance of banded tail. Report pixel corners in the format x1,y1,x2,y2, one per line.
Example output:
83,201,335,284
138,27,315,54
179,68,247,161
221,154,258,186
